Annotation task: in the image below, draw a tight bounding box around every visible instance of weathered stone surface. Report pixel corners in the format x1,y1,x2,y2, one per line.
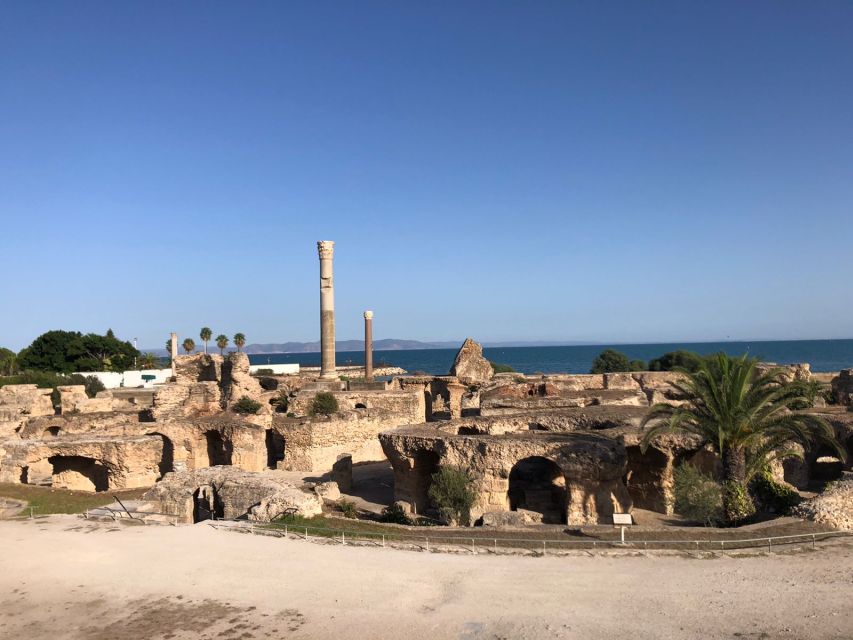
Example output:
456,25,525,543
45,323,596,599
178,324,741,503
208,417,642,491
313,481,341,502
332,454,353,493
831,370,853,406
221,352,268,413
142,466,322,523
480,509,542,527
449,338,493,386
380,422,630,526
794,479,853,530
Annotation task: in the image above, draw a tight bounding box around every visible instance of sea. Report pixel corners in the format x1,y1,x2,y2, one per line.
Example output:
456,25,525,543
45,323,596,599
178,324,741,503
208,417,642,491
248,339,853,375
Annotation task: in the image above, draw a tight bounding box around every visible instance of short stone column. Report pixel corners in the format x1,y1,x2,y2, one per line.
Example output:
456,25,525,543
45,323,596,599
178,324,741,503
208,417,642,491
317,240,336,380
363,310,374,382
447,381,465,419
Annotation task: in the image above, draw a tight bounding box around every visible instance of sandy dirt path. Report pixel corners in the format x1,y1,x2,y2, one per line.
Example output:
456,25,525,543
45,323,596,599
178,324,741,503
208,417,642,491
1,516,851,639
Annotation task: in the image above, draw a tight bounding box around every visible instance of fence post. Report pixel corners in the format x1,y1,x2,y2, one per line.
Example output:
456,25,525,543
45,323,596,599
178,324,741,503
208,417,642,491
284,524,288,538
471,538,475,555
342,531,346,545
812,534,816,549
542,541,546,556
382,534,385,548
426,537,430,552
767,538,771,552
305,527,308,542
494,538,497,553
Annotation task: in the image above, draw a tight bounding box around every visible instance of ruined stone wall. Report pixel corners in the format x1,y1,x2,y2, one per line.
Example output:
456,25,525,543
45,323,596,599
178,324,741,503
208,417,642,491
288,389,422,423
0,435,163,490
274,410,407,472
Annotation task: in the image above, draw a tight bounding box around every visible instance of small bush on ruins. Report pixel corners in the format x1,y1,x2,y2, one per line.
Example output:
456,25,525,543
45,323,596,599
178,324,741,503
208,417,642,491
428,466,476,526
68,374,106,398
338,498,358,519
255,368,274,375
749,471,801,514
233,396,262,414
309,392,339,416
490,362,515,374
17,329,139,373
380,503,412,525
273,390,289,413
787,379,830,410
672,464,722,526
590,349,643,374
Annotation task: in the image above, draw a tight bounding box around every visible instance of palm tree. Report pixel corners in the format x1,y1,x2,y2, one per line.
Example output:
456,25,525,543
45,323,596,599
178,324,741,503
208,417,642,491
641,353,842,525
215,334,229,356
200,327,212,354
182,338,196,354
233,333,246,353
138,352,161,369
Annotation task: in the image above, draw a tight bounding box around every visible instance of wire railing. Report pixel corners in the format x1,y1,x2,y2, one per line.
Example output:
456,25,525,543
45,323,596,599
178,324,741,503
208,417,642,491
207,519,853,555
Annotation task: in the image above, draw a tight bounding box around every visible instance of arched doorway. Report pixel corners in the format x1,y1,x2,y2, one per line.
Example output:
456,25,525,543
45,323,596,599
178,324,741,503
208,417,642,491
146,432,175,478
411,450,440,514
265,429,285,469
508,457,566,524
43,426,61,438
205,430,233,466
48,455,109,492
624,445,671,513
192,486,223,522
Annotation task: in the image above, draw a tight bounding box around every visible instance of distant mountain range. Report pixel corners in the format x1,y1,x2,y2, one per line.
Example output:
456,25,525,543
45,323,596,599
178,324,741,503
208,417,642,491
146,338,591,356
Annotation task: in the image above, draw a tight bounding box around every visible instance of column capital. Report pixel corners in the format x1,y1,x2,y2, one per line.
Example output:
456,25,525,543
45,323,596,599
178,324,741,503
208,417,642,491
317,240,335,259
363,310,374,320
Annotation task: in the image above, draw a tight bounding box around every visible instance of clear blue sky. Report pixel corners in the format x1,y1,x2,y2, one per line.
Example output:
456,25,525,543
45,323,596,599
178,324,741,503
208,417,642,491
2,2,852,351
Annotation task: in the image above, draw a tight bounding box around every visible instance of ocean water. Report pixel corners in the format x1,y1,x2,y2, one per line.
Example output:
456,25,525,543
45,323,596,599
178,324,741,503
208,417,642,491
249,339,853,375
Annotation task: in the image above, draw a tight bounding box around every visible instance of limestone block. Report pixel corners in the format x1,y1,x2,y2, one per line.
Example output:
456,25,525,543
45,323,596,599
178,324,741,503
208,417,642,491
449,338,493,386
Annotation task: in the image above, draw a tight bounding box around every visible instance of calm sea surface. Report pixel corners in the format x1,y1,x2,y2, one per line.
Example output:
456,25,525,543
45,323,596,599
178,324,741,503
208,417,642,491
249,339,853,375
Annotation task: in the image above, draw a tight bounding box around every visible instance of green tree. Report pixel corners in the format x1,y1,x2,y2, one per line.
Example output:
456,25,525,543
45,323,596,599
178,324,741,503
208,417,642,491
641,353,842,525
200,327,212,354
489,361,515,374
590,349,634,374
648,350,703,373
428,466,476,526
233,333,246,353
215,334,229,355
17,330,138,373
0,347,19,376
182,338,196,354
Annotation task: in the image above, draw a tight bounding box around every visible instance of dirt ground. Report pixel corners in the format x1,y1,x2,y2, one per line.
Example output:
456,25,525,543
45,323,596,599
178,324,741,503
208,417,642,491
1,516,851,640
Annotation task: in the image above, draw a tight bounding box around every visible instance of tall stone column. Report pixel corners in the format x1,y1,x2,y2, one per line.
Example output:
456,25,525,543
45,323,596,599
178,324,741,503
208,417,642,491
170,332,178,377
363,310,374,382
318,240,337,379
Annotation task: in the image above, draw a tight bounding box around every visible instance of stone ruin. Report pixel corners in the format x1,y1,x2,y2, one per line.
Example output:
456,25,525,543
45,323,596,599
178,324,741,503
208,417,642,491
2,335,852,526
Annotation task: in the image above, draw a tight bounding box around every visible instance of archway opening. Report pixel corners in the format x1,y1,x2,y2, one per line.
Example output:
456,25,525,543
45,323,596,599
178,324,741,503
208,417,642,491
355,403,367,410
146,432,175,478
192,486,223,522
20,466,29,484
810,444,843,483
624,446,671,513
265,429,286,469
508,456,566,524
48,455,109,492
411,450,440,514
43,426,61,438
845,434,853,471
205,430,233,466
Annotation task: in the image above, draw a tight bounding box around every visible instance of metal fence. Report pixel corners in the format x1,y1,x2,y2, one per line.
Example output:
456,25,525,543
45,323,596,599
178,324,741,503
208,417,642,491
206,520,853,555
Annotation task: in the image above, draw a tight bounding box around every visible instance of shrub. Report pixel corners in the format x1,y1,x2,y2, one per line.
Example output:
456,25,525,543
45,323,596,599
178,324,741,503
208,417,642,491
272,390,289,413
749,472,801,514
428,466,476,526
629,359,647,371
787,380,829,410
233,396,262,414
672,463,722,526
490,362,515,374
68,374,106,399
254,368,274,375
590,349,634,374
648,350,703,373
338,498,358,519
380,503,412,525
309,392,339,416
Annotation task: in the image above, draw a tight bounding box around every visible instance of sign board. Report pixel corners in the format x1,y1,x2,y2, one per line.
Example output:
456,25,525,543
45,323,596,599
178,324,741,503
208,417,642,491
613,513,633,525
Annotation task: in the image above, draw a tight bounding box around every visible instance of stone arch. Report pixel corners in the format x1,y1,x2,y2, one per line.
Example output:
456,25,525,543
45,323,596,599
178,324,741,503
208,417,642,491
355,403,367,410
844,434,853,470
508,456,566,524
410,450,440,514
205,430,233,466
43,426,62,438
48,455,109,492
192,486,224,523
623,445,671,513
265,429,286,470
19,466,29,484
809,443,844,483
146,432,175,478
